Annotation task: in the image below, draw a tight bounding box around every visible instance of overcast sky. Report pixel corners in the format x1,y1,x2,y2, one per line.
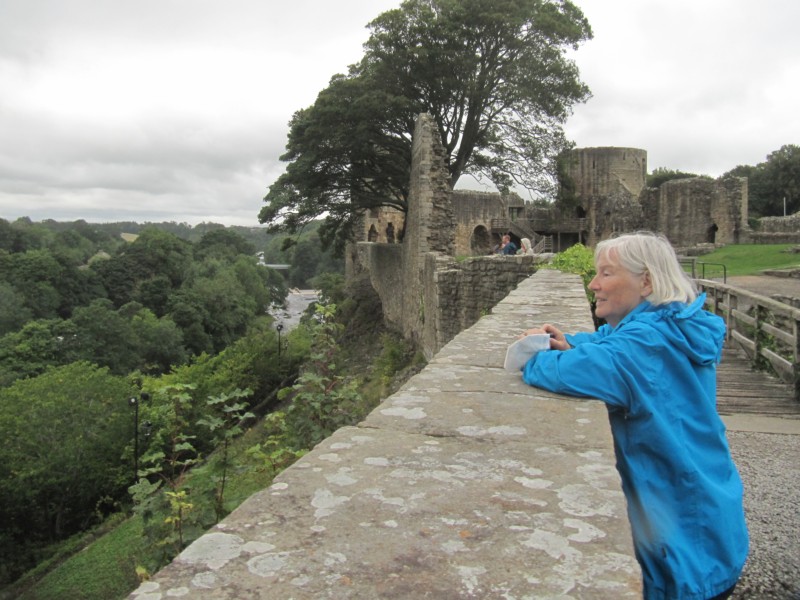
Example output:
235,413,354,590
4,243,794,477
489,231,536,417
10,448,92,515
1,1,798,227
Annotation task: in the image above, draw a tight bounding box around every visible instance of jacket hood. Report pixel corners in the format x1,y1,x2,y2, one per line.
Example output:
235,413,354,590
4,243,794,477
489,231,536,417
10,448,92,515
625,294,725,366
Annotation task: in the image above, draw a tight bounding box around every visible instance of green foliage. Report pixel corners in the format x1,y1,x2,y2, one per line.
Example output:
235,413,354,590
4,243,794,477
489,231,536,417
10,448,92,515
725,144,800,217
10,516,146,600
312,272,347,306
0,319,73,386
197,388,255,521
260,0,593,252
4,276,409,599
690,244,800,277
132,383,204,564
0,281,33,335
0,363,133,583
374,333,412,384
260,227,344,287
194,228,256,262
282,303,365,449
646,167,702,188
246,411,306,479
544,242,596,298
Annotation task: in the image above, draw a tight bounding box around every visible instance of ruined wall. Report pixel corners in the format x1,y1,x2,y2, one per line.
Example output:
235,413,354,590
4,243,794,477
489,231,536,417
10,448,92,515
398,113,456,348
564,147,749,248
641,176,747,246
451,190,511,256
584,192,644,247
566,147,647,199
362,206,404,243
351,243,404,329
348,114,535,358
754,212,800,243
425,254,536,355
435,190,528,257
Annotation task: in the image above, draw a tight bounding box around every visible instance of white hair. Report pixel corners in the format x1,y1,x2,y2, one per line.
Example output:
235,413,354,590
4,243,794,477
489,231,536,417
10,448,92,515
595,232,697,305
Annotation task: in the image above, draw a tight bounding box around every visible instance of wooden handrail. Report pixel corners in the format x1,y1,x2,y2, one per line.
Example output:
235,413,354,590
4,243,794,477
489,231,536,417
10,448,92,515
697,279,800,401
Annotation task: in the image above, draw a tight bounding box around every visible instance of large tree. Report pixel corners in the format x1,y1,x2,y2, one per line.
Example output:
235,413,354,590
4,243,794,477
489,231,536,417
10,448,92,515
725,144,800,218
260,0,592,252
0,362,133,580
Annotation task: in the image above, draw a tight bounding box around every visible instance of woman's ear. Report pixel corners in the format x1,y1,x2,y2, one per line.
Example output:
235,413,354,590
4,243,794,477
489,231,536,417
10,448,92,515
641,271,653,298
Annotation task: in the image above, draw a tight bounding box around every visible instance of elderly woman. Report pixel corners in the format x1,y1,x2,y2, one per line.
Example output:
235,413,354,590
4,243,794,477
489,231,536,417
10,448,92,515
517,237,534,255
520,232,748,600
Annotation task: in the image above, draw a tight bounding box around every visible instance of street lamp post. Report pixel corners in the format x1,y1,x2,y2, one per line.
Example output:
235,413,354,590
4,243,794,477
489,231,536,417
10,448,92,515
276,323,284,374
128,392,151,484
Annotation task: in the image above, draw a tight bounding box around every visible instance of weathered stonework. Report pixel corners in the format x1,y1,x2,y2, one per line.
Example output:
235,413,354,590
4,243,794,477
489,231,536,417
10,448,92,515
751,212,800,243
349,114,536,359
565,146,648,199
641,175,748,245
450,190,527,256
129,271,641,599
350,134,755,358
564,147,749,248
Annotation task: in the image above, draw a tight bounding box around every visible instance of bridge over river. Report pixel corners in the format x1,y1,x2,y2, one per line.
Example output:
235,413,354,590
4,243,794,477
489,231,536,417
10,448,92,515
130,270,800,599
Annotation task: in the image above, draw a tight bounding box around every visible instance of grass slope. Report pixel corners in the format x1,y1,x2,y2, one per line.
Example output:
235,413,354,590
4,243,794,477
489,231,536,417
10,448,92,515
692,243,800,277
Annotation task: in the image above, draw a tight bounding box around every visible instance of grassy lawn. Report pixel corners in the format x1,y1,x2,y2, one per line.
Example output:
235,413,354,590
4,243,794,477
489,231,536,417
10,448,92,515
13,517,147,600
685,244,800,277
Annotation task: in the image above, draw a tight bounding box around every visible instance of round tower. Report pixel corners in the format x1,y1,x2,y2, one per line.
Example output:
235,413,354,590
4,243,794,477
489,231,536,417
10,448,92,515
566,147,647,198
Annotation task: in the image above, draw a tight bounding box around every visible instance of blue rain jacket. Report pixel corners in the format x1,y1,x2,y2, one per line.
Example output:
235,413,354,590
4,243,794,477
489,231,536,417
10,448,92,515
522,295,748,599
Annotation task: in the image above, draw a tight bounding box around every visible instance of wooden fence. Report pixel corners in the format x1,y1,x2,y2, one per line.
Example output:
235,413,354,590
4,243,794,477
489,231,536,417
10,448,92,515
697,279,800,400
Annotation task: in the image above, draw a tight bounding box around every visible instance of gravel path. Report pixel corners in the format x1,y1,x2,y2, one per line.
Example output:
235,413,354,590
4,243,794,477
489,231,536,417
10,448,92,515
725,275,800,299
728,430,800,599
697,275,800,598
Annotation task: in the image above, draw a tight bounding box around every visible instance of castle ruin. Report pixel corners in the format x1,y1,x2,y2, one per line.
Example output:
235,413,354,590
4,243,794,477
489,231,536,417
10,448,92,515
350,117,755,355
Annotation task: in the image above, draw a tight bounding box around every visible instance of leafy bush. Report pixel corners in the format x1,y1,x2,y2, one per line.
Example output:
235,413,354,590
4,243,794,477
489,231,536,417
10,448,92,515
543,243,596,301
281,304,365,449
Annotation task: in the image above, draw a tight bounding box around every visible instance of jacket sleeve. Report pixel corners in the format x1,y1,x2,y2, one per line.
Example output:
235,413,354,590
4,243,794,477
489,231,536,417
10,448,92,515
522,323,658,412
564,325,610,348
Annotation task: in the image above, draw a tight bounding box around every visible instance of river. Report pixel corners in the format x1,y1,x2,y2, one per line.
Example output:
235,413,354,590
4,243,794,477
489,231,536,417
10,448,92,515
271,289,318,331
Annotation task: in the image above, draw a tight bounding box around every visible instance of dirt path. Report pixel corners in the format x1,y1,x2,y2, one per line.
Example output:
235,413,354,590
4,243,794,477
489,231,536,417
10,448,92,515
723,275,800,299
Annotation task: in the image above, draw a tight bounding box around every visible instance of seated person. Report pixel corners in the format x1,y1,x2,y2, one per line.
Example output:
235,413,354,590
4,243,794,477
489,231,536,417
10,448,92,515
500,234,517,255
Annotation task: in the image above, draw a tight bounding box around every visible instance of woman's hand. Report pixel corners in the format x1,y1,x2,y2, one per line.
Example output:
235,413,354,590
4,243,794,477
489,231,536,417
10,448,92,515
519,324,570,351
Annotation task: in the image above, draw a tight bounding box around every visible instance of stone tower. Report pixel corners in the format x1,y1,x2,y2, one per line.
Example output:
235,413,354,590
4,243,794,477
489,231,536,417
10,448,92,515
566,147,648,198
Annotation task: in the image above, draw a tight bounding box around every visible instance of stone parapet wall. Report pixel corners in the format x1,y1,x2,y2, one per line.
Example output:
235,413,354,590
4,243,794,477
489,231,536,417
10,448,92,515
351,243,536,359
424,254,535,358
130,270,641,599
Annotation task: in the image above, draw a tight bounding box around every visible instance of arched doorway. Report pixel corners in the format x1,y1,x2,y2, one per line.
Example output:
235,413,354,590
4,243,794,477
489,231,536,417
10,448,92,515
470,225,493,255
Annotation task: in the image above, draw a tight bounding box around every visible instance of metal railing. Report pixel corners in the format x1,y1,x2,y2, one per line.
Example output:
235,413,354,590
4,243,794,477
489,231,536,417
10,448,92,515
680,258,727,282
532,236,553,254
697,278,800,400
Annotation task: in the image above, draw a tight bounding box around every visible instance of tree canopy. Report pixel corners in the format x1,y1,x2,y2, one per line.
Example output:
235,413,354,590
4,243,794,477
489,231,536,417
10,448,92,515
260,0,592,252
725,144,800,218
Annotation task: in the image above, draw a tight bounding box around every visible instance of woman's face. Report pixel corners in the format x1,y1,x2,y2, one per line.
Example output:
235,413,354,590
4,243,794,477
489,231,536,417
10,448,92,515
589,250,652,328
